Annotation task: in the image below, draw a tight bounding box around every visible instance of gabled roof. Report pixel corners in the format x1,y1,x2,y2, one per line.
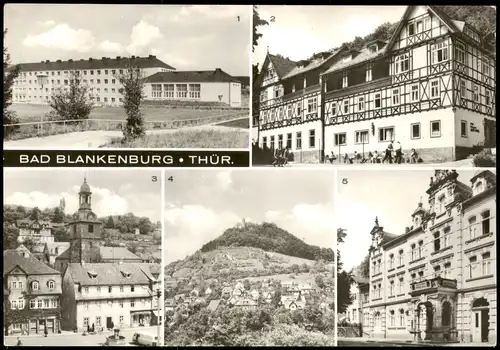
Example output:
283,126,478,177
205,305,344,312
144,69,240,84
4,250,60,276
99,247,142,261
65,262,154,286
385,6,472,53
283,49,343,80
322,45,386,76
16,219,52,228
10,55,175,73
267,54,297,78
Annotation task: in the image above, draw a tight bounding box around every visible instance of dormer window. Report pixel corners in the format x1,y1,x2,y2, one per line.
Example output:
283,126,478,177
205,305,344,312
414,216,420,227
473,180,485,195
369,45,378,53
437,194,445,214
88,271,98,279
121,270,132,278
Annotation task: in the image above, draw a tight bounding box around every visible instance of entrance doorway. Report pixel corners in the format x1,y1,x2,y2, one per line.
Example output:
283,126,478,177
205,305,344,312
106,317,113,330
472,298,490,342
483,119,496,148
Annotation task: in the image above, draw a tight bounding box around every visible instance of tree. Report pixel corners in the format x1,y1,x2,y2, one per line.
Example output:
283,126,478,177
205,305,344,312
3,29,21,136
3,224,19,250
252,6,269,52
29,207,42,221
337,228,347,273
106,215,115,229
4,307,29,336
53,207,65,223
314,275,325,289
359,253,370,278
337,270,354,314
53,226,69,242
49,71,95,120
138,217,153,235
117,58,147,139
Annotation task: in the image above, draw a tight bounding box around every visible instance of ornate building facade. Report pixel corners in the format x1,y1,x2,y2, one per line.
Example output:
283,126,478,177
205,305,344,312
3,250,62,335
255,6,496,163
360,170,496,343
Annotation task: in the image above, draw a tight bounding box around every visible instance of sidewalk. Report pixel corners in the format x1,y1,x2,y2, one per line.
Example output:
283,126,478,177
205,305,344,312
4,325,157,338
338,337,493,347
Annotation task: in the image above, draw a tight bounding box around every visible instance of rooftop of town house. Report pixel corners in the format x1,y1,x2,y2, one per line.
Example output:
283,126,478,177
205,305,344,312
65,262,155,286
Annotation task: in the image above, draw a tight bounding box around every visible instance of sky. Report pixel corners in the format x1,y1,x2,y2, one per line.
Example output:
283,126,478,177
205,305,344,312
3,168,162,222
164,169,335,264
4,4,251,76
254,5,406,67
337,169,494,272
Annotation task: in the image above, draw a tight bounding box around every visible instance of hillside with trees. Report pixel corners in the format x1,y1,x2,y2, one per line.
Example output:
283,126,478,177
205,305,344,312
3,204,159,246
200,222,335,262
304,6,497,62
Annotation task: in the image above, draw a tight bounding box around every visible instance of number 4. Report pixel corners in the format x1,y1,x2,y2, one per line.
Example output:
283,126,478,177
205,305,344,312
168,176,174,182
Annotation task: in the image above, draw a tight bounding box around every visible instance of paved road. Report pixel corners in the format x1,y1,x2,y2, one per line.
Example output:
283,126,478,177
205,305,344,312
4,326,160,346
4,121,248,149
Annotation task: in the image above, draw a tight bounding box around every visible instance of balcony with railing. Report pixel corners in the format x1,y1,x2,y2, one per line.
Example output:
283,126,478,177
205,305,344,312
409,277,457,296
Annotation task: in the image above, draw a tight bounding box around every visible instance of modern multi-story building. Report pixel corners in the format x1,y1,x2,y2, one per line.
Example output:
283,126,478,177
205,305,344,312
55,177,160,332
11,55,175,106
255,5,496,163
143,68,243,107
16,219,54,244
358,169,496,344
3,250,63,335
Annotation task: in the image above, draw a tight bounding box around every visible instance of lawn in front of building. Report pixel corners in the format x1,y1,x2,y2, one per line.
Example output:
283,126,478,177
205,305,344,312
102,128,250,148
10,103,243,123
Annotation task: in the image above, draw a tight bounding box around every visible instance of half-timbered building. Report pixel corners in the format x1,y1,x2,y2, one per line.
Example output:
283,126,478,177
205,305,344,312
256,6,496,163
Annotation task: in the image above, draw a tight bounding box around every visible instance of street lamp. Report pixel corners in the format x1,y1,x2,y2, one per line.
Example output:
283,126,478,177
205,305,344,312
156,287,162,346
37,74,49,133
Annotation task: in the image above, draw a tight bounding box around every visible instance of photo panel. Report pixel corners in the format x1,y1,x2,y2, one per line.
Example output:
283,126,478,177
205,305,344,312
336,168,496,346
163,168,337,346
3,168,163,346
4,4,251,151
251,5,496,168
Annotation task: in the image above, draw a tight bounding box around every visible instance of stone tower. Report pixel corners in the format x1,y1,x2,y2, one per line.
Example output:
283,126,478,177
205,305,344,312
67,176,103,264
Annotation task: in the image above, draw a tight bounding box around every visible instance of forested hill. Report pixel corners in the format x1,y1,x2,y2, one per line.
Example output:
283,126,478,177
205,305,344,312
305,5,497,61
200,222,335,262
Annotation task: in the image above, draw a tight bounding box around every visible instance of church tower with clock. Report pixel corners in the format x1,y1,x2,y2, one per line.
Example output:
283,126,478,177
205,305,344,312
67,176,103,264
